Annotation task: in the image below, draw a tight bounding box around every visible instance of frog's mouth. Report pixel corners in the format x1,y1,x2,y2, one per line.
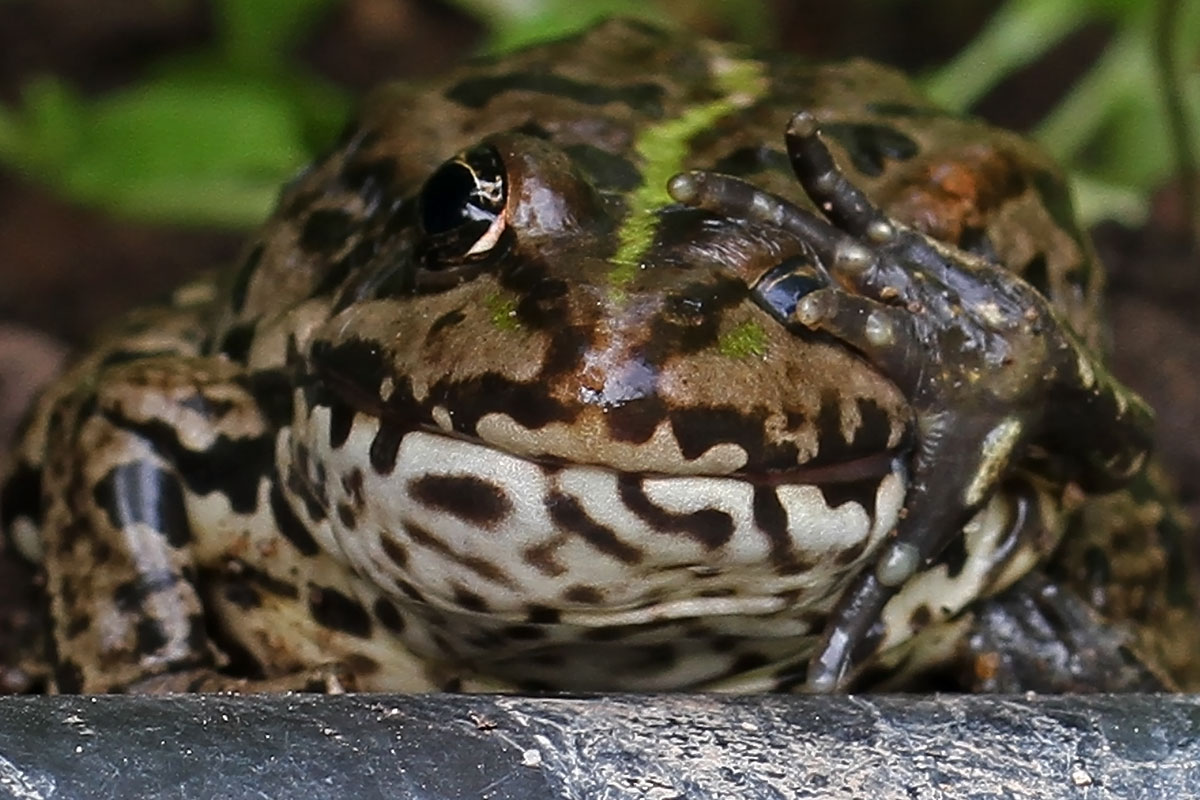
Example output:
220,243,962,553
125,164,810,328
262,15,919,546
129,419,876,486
303,347,908,608
307,332,911,481
297,390,909,623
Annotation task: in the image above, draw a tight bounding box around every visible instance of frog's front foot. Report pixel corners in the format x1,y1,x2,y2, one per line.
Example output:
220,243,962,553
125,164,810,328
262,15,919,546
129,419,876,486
669,111,1153,692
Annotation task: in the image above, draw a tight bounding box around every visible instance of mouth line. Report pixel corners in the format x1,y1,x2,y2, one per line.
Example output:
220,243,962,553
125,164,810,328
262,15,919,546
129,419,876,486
313,367,902,489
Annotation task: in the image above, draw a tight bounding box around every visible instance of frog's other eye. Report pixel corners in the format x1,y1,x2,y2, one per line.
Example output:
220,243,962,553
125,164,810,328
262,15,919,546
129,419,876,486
418,145,509,265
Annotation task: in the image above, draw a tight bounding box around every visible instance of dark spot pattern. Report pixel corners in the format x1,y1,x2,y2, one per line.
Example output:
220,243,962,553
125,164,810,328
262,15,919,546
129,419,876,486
134,617,170,654
752,485,794,567
308,585,372,638
229,243,263,313
562,143,642,191
313,239,377,300
394,579,425,603
428,308,467,337
369,422,405,475
103,410,274,516
1021,253,1050,295
54,660,85,693
502,624,546,641
522,539,567,577
328,400,356,449
300,208,357,254
818,475,881,522
526,605,561,624
546,491,642,564
336,502,357,530
401,522,515,588
220,561,299,599
373,597,407,634
0,461,42,534
217,324,256,362
269,483,321,556
562,584,603,604
604,395,669,445
821,122,919,177
93,462,193,547
451,585,489,612
65,613,92,638
810,393,901,466
339,157,397,213
113,571,184,612
380,535,409,569
618,475,734,550
408,474,513,529
628,643,679,674
909,604,932,632
710,145,791,177
223,582,262,609
445,72,664,115
310,337,578,452
246,370,294,429
939,532,969,579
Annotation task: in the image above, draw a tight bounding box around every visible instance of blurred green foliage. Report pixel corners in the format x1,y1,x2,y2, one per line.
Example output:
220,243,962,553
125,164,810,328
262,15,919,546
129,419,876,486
0,0,349,225
0,0,1194,230
923,0,1199,228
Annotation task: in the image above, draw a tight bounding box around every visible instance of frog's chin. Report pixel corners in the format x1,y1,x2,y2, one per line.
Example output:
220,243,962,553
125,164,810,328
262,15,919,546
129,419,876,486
289,399,909,625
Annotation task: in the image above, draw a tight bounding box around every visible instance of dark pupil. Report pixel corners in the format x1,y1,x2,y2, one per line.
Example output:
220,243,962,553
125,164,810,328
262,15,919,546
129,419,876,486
420,154,502,236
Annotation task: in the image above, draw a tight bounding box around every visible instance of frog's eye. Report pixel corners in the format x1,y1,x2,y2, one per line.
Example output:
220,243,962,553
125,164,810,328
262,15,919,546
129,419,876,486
418,145,508,266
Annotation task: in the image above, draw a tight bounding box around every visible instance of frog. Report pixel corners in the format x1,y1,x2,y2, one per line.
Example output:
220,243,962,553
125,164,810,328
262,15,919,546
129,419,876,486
2,18,1196,694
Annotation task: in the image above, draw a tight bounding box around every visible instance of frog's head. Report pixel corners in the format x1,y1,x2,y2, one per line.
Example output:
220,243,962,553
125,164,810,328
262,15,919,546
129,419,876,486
274,127,914,683
306,132,910,476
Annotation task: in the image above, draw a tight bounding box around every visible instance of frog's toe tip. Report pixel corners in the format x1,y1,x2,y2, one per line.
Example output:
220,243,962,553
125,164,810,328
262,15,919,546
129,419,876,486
833,241,873,274
666,172,701,204
788,111,819,137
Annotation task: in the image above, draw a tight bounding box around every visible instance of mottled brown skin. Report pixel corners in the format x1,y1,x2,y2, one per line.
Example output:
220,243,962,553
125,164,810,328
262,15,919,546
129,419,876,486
0,20,1194,694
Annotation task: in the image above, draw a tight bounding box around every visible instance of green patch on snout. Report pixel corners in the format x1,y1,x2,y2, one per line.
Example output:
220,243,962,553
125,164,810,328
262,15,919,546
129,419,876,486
718,320,768,359
608,48,768,293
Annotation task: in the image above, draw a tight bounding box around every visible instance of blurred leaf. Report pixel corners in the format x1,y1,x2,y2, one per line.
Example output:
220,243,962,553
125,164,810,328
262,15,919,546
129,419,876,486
447,0,774,51
0,75,311,226
1037,0,1200,221
1070,173,1151,227
923,0,1200,226
0,77,86,175
922,0,1094,111
0,0,349,227
216,0,340,73
447,0,673,52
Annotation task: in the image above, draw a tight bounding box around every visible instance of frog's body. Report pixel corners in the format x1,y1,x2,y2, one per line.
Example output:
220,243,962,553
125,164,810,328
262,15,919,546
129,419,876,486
3,20,1197,693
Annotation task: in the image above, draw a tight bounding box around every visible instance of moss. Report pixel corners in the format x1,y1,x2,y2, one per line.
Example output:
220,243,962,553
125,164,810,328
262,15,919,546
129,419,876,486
486,292,521,331
718,320,768,359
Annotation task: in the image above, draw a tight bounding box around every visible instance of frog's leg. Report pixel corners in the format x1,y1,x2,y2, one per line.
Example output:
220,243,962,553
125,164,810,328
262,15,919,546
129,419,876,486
23,355,351,693
668,112,1153,692
966,464,1200,693
960,572,1172,692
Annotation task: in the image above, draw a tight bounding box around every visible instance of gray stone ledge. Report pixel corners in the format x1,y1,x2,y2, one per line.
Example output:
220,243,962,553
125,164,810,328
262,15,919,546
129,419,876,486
0,693,1196,799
